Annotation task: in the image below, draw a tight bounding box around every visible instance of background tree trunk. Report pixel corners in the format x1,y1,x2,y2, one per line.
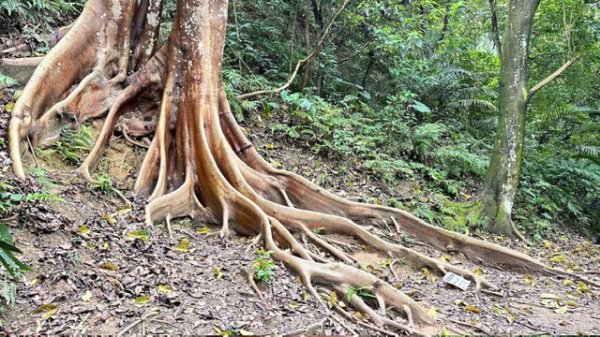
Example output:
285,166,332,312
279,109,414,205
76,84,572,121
482,0,540,235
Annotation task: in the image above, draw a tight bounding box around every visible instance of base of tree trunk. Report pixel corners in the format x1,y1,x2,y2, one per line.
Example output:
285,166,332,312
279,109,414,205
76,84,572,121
6,0,598,335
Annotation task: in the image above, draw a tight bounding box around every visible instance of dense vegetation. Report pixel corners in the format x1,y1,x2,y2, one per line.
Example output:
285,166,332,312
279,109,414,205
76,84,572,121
219,0,600,238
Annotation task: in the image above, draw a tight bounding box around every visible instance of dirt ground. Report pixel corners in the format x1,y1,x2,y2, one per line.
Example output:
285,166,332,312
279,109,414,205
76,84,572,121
1,75,599,336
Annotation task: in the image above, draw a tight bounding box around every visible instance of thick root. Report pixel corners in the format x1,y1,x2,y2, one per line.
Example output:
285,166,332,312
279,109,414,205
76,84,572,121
9,0,159,178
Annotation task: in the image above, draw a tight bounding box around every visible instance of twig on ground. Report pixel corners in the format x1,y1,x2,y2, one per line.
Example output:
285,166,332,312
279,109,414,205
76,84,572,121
241,266,269,308
117,312,160,336
72,313,91,337
27,136,39,167
285,318,327,336
123,129,149,148
445,317,493,335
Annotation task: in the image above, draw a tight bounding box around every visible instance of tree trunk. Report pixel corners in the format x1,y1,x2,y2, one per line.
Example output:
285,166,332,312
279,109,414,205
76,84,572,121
7,0,594,334
482,0,540,235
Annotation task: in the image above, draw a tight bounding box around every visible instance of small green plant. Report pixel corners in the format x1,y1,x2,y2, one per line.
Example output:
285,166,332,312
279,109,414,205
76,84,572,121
0,181,22,214
92,174,116,196
252,248,275,283
24,191,64,203
0,223,31,278
53,126,93,165
30,167,61,188
1,280,17,310
345,286,376,302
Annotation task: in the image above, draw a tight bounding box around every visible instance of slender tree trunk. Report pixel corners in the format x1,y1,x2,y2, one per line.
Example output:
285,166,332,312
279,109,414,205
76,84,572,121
482,0,540,235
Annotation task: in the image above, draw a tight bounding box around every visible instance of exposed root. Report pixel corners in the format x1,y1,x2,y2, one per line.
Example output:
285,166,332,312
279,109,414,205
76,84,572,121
241,266,269,307
0,56,44,67
122,129,150,148
9,0,598,336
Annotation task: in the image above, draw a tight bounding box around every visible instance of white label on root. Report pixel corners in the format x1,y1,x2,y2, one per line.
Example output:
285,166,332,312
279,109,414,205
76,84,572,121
442,272,471,291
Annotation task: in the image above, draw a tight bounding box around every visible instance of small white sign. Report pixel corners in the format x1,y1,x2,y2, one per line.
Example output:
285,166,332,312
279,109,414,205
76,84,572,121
443,272,471,291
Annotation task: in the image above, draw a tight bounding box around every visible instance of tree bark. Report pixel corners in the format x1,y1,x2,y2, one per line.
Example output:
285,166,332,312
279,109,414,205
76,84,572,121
482,0,540,235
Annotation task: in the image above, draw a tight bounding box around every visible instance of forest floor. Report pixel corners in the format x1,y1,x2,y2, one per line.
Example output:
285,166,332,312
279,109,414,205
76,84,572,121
0,91,598,335
1,40,600,336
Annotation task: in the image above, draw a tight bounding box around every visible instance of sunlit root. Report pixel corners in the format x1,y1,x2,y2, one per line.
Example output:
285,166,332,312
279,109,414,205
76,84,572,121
9,0,155,178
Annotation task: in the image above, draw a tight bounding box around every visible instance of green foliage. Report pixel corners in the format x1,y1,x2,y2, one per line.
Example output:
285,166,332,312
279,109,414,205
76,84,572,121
0,181,21,214
0,0,78,17
346,286,376,302
223,0,599,237
92,174,116,196
53,126,93,165
252,248,275,283
0,223,30,278
30,167,60,189
0,74,17,88
3,0,597,239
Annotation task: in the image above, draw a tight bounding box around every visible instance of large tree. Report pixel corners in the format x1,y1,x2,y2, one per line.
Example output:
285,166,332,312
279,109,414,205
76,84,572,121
4,0,594,334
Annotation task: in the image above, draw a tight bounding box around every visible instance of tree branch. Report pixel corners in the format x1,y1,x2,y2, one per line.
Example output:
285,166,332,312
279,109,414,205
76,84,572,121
528,57,578,98
237,0,350,101
488,0,502,59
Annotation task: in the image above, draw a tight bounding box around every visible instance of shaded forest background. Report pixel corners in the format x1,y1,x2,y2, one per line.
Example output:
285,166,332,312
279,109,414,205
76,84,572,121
1,0,599,239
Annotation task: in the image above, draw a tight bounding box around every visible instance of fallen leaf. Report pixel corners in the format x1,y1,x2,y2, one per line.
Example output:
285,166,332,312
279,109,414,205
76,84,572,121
422,268,437,283
157,285,172,294
213,267,223,280
454,299,466,306
352,311,369,321
540,293,560,300
440,255,451,262
379,258,392,267
102,213,117,224
174,238,190,252
289,301,298,310
33,303,57,313
549,255,565,264
116,206,132,215
566,299,578,307
128,229,150,242
523,275,536,285
520,306,534,315
472,267,484,276
563,280,574,287
135,295,150,306
554,305,568,314
577,281,591,294
427,306,438,319
465,305,481,314
542,240,553,249
78,225,90,235
196,226,211,235
81,290,92,302
328,291,338,308
540,293,561,308
42,308,58,320
99,262,119,271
